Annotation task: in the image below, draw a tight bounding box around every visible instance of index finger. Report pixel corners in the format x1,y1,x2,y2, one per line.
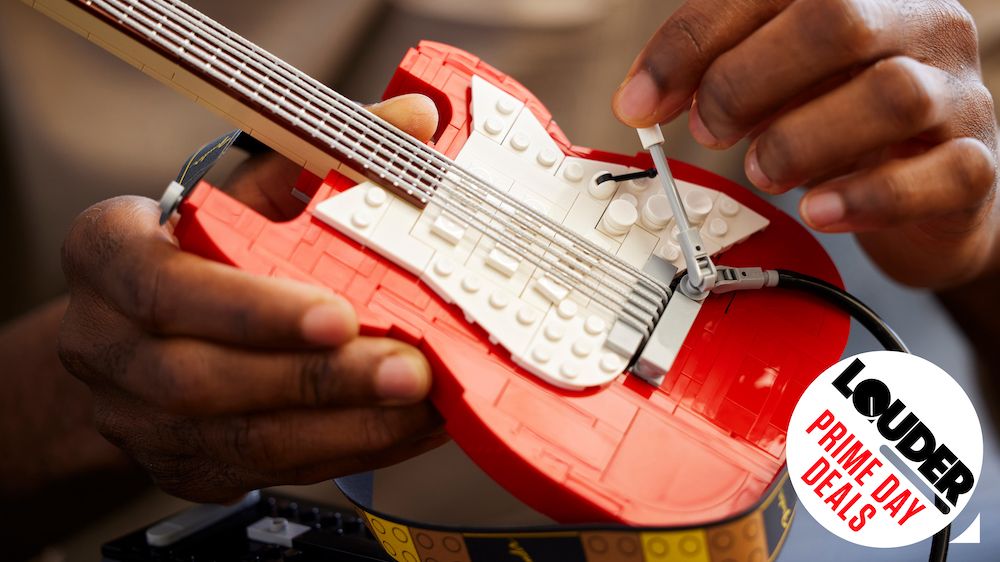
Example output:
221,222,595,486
63,196,357,347
612,0,790,127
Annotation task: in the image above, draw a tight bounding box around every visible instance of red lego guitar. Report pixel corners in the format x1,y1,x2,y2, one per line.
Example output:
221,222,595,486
31,0,848,532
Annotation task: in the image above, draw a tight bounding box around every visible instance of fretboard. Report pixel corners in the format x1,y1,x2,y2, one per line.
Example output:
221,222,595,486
29,0,445,206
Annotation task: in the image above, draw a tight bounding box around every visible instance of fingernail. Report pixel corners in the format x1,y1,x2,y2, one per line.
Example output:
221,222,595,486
689,103,720,147
301,301,357,346
745,145,773,191
802,191,846,228
615,71,660,124
375,355,430,402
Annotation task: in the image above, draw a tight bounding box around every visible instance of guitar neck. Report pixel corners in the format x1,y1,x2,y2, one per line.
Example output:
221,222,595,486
25,0,443,205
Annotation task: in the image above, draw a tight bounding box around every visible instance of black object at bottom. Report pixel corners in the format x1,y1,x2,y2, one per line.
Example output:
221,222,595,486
101,492,389,562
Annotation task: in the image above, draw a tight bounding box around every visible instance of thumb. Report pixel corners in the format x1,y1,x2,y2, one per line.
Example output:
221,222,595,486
221,94,440,220
367,93,439,143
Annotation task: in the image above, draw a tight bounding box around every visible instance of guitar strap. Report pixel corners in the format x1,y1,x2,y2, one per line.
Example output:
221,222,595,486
334,472,797,562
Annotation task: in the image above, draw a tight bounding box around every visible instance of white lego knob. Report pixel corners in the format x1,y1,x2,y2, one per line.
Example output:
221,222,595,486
719,196,741,217
600,199,638,236
537,148,559,168
658,242,681,262
496,97,519,115
708,218,729,237
588,171,617,200
684,190,713,224
563,162,584,182
641,194,673,231
484,116,505,135
510,133,531,151
364,186,387,207
618,193,639,206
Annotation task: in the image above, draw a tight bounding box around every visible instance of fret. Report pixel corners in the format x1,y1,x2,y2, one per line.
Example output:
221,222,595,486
66,0,671,329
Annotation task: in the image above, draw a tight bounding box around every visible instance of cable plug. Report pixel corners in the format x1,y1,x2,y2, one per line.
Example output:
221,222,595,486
710,267,779,294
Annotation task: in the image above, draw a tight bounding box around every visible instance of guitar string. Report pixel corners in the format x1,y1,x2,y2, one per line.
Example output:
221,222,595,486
157,0,672,327
161,0,670,305
97,0,663,331
152,0,669,318
90,0,665,330
119,0,667,329
156,0,671,307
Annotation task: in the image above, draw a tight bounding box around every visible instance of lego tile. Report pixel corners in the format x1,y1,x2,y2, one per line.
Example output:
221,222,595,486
640,530,711,562
470,75,523,142
411,528,471,562
363,514,420,562
501,101,566,175
580,532,643,562
706,513,769,562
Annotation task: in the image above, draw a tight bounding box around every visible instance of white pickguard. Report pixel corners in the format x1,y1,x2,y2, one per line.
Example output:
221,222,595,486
313,76,769,390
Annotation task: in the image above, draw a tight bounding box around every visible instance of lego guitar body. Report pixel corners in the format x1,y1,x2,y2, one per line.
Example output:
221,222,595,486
175,41,849,527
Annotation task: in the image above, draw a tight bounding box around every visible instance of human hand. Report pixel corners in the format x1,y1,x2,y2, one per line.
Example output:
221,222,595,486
613,0,999,288
58,95,447,502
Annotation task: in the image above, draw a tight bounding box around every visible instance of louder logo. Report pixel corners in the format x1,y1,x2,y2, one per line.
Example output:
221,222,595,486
786,352,983,548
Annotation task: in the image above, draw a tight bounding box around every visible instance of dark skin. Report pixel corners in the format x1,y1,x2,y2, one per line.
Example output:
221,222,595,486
612,0,1000,289
1,95,447,504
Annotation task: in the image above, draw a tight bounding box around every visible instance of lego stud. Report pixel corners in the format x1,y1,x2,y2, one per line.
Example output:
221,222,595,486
433,258,456,277
496,97,519,115
658,242,681,262
484,116,505,135
719,196,741,217
557,299,578,319
489,291,511,310
517,306,540,326
544,323,566,341
461,275,481,293
585,315,607,335
563,162,584,182
537,148,559,168
587,171,617,200
618,193,639,207
471,166,495,187
600,199,638,237
351,210,373,229
684,190,714,224
560,362,579,380
532,346,552,363
708,218,729,237
510,132,531,152
572,339,595,358
641,194,673,231
600,352,626,373
364,186,387,207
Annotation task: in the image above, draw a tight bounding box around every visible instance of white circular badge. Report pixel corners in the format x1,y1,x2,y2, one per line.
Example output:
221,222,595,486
786,351,982,548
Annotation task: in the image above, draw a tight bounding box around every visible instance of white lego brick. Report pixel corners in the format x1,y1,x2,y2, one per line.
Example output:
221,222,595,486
421,255,543,361
513,301,626,389
410,202,482,266
700,194,770,252
458,132,578,211
367,196,436,277
563,191,611,239
486,246,521,278
501,105,566,175
470,75,524,143
634,292,704,387
616,225,660,269
246,517,310,548
466,235,537,300
313,182,392,247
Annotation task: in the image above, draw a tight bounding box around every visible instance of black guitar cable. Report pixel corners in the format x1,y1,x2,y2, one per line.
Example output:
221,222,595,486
773,269,950,562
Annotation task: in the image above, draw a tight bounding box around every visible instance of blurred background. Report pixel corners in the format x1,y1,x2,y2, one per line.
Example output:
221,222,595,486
1,0,999,560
